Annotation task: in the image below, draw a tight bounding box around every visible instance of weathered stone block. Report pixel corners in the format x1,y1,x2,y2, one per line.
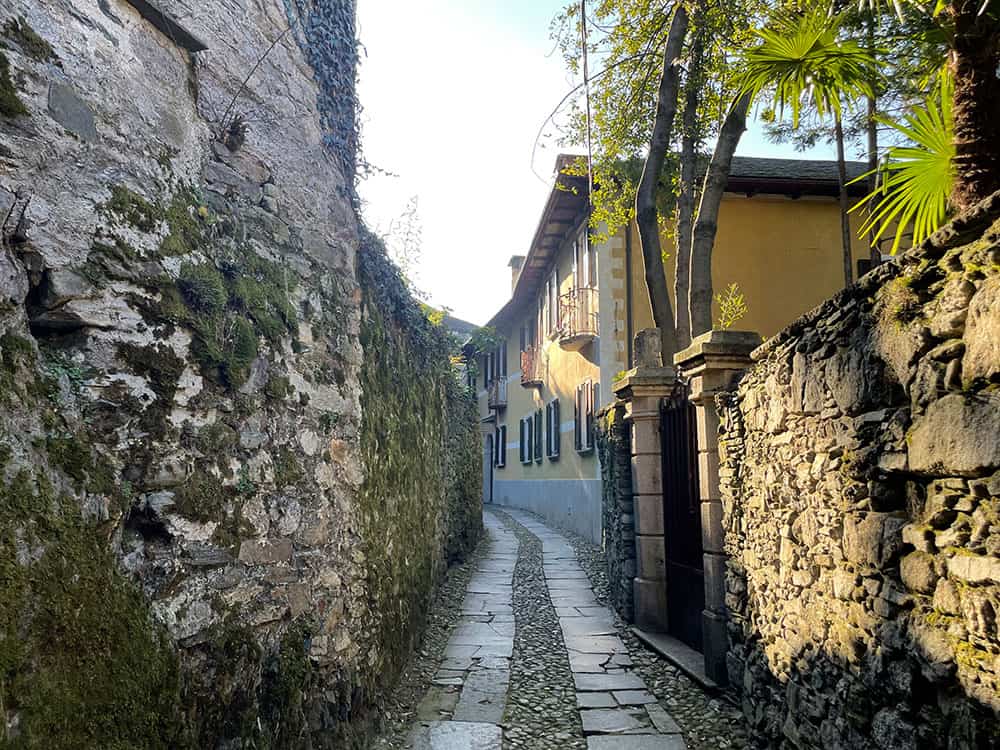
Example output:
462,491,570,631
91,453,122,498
633,494,664,536
900,551,938,594
908,393,1000,476
48,82,97,141
842,513,907,568
947,553,1000,585
238,538,293,565
962,274,999,383
636,535,665,580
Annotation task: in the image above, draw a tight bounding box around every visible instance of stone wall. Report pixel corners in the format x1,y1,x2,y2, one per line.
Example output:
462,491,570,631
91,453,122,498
0,1,480,746
356,232,483,699
718,195,1000,748
596,401,636,621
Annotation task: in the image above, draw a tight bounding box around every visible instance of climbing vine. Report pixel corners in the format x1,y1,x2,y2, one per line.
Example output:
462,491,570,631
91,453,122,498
281,0,360,188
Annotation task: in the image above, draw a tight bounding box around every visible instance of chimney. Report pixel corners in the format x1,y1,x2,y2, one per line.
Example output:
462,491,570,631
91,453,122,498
508,255,526,292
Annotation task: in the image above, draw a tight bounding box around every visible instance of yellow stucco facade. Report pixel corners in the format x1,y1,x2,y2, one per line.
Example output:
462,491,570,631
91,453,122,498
625,193,872,341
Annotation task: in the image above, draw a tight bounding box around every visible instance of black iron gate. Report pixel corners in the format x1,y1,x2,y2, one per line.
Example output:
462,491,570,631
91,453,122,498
660,380,704,651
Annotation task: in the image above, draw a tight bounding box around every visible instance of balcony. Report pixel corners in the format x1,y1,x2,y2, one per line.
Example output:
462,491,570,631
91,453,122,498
558,287,599,350
520,345,544,388
487,378,507,410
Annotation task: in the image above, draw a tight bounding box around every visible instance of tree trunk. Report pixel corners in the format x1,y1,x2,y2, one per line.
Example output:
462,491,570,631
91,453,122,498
834,114,853,287
674,28,703,352
948,4,1000,211
688,94,749,338
636,4,688,360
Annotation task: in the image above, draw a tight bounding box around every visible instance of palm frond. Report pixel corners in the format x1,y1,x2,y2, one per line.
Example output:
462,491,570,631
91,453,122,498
737,3,877,127
851,71,955,254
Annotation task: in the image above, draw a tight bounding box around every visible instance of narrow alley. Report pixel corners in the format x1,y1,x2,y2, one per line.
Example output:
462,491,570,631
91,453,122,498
399,510,746,749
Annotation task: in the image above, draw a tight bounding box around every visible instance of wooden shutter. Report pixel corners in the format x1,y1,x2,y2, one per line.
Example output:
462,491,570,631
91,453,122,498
534,409,543,462
501,341,507,377
574,385,581,451
552,398,561,457
498,426,506,467
585,380,595,450
545,402,552,458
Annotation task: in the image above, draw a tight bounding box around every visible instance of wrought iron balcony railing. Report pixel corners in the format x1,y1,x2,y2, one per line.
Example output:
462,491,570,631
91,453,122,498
557,287,599,349
487,377,507,409
520,345,544,387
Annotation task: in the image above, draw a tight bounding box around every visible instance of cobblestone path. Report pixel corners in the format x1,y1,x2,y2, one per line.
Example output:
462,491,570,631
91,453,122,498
404,509,691,749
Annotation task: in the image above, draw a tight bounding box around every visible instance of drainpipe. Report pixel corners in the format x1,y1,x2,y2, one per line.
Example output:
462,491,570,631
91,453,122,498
625,224,634,366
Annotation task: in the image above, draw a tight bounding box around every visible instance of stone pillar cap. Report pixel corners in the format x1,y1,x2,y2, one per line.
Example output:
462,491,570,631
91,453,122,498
612,365,677,397
674,329,762,368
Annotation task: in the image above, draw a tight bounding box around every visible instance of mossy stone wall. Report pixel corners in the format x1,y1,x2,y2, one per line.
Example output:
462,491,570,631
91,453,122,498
0,1,479,747
356,231,483,696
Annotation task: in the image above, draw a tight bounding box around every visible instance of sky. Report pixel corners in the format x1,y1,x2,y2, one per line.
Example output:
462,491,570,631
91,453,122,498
356,0,837,326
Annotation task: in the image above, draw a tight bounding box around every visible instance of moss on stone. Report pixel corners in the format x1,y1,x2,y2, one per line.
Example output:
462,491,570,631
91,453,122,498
160,191,208,257
0,50,26,118
258,621,317,746
103,185,162,233
118,342,184,405
264,374,291,401
0,473,184,749
196,421,238,456
178,262,227,314
3,17,55,62
173,466,228,523
167,252,296,390
0,332,48,405
273,447,303,487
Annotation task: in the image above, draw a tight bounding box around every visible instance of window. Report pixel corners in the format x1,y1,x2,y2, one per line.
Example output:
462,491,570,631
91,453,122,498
540,281,550,337
519,416,533,465
548,269,559,332
574,380,598,453
534,409,543,462
545,398,561,459
585,232,597,288
494,425,507,467
484,343,507,387
519,317,537,353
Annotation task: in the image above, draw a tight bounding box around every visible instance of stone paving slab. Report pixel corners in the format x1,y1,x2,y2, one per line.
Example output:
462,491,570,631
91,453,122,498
577,692,618,708
613,689,657,705
406,720,502,749
564,635,629,654
580,707,650,734
586,736,686,750
452,667,509,724
574,672,647,692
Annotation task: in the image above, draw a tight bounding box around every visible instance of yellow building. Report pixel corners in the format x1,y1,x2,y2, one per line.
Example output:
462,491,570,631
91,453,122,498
471,154,872,542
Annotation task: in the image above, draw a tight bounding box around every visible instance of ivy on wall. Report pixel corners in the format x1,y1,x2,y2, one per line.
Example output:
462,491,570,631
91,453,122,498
355,229,482,697
281,0,359,187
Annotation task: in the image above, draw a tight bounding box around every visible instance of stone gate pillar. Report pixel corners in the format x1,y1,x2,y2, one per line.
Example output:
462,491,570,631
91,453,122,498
613,329,676,631
674,330,760,684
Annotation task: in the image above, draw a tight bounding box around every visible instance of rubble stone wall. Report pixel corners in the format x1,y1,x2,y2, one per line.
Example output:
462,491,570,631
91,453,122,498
596,401,636,622
718,195,1000,749
0,1,480,746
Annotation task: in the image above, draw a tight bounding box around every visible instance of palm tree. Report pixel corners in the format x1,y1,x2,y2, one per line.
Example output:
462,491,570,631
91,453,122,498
738,3,877,285
862,0,1000,213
